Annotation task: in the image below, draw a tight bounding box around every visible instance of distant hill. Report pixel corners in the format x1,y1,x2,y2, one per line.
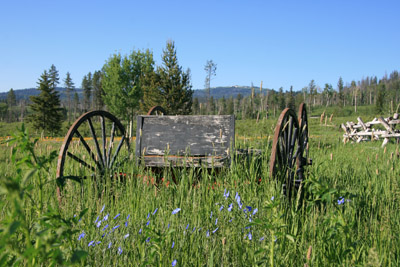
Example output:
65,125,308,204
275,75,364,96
0,86,271,102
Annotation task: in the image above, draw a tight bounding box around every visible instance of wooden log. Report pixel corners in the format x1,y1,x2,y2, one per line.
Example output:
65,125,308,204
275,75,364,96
378,117,395,134
357,117,368,131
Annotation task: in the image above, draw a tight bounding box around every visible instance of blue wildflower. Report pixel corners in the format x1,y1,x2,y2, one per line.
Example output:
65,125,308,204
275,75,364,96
147,213,150,219
118,247,123,255
271,196,274,201
224,188,230,199
259,236,265,241
113,225,120,230
139,228,142,234
172,259,177,266
186,224,189,230
146,237,151,242
172,208,181,215
94,216,99,224
108,242,112,249
210,211,213,219
126,214,130,220
88,241,94,247
228,203,233,212
96,241,101,245
96,220,102,228
102,224,109,231
172,241,175,248
206,230,210,237
337,197,345,205
215,218,218,225
220,205,224,211
167,223,170,229
125,221,128,227
252,208,258,215
192,227,196,232
153,208,158,215
101,233,106,238
248,232,252,240
229,218,233,223
77,231,85,240
146,220,150,226
124,233,129,239
103,214,109,221
113,213,120,220
245,206,252,212
212,227,219,234
100,204,105,213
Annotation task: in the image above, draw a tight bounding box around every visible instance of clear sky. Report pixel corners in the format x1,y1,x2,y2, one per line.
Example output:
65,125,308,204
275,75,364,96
1,0,399,93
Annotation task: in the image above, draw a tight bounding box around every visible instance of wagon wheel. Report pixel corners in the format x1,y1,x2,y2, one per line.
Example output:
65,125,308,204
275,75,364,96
297,103,309,170
56,110,130,202
147,106,166,115
269,108,301,194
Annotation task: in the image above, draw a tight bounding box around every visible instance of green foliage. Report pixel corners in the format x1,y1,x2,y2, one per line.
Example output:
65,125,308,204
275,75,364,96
158,41,193,115
92,70,104,110
102,49,155,120
28,70,64,135
0,124,87,266
7,88,16,107
82,72,92,111
375,83,386,114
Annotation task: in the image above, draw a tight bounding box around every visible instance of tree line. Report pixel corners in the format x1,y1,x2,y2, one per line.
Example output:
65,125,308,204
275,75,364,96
1,39,399,135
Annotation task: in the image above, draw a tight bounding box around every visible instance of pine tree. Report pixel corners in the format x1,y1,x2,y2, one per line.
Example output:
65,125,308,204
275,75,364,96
226,96,234,115
157,41,193,115
63,72,75,120
49,64,60,90
73,92,80,119
7,88,16,107
278,87,285,111
82,73,92,111
375,82,385,114
92,70,104,110
338,77,344,107
286,86,295,110
29,70,64,135
192,97,200,115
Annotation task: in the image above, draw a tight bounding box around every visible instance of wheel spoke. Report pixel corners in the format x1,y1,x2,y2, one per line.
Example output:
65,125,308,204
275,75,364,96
101,116,107,167
67,152,95,172
74,130,103,171
109,135,125,169
107,122,115,168
87,118,105,168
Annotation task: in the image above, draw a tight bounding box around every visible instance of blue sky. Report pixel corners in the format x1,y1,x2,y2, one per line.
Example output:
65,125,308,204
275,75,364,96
0,0,399,93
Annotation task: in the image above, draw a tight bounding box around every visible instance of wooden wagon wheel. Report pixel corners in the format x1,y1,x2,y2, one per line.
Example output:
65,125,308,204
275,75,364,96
56,110,130,201
269,108,301,193
297,103,309,171
147,106,166,115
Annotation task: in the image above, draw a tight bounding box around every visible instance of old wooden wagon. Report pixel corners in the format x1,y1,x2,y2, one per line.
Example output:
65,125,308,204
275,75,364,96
56,103,311,199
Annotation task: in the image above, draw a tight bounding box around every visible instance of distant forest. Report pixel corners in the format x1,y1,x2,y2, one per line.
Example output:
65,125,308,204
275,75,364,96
1,70,399,123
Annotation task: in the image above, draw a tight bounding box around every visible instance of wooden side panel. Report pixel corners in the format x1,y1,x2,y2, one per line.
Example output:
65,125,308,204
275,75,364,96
136,115,235,167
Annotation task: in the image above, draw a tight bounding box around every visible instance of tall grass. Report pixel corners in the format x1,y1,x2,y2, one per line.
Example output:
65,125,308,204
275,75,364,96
0,117,399,266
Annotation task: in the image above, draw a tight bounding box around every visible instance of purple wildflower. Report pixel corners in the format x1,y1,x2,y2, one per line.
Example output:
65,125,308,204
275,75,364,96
186,224,189,230
215,218,218,225
259,236,265,241
224,188,230,199
125,221,128,227
77,231,85,240
126,214,130,220
212,227,219,234
96,220,102,228
88,241,94,247
248,232,252,240
172,241,175,248
146,237,151,242
146,220,150,226
172,259,177,266
113,213,120,220
139,228,142,234
108,242,112,249
337,197,345,205
152,208,158,215
220,205,224,211
252,208,258,215
94,216,99,224
210,211,213,219
118,247,123,255
124,233,129,239
113,225,120,230
103,214,109,221
228,203,233,212
206,230,210,237
102,224,109,231
147,213,150,219
271,196,274,201
100,204,105,213
172,208,181,215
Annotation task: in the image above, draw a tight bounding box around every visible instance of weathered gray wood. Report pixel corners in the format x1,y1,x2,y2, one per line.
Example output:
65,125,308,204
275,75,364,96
378,117,395,134
357,117,368,131
136,115,235,168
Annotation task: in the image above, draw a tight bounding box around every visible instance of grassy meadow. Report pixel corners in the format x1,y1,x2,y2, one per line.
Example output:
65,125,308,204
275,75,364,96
0,107,399,266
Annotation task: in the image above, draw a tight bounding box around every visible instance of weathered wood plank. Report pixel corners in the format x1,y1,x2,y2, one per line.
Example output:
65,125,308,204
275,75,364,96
136,115,235,168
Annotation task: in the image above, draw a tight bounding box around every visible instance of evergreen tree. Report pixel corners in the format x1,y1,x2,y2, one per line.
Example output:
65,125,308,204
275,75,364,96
192,97,200,114
286,86,295,110
7,88,16,107
226,96,234,115
375,82,385,114
49,64,60,90
278,87,285,111
338,77,344,107
29,70,64,135
157,41,193,115
204,60,217,102
73,92,80,118
82,73,92,111
63,72,75,119
92,70,104,110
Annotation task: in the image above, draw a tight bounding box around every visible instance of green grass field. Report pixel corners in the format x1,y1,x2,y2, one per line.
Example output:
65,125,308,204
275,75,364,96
0,108,399,266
